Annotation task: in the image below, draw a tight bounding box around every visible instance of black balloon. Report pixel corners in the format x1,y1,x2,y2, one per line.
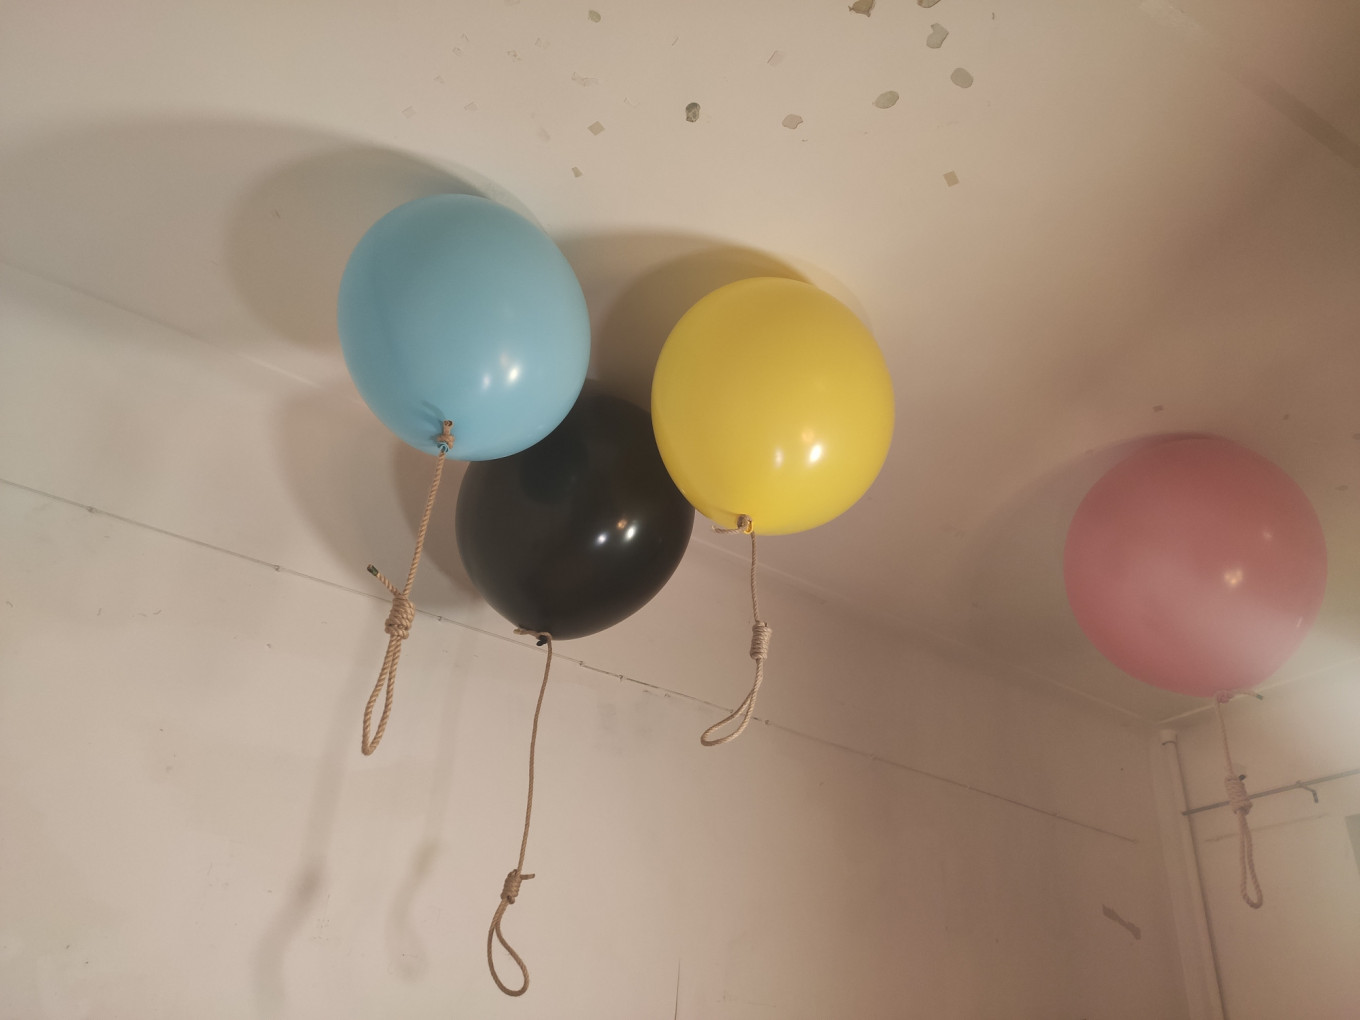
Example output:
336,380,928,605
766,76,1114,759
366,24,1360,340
455,393,695,639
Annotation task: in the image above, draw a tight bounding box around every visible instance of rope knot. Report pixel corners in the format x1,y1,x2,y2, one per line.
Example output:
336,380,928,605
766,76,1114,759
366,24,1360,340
385,592,415,640
749,621,772,661
1225,773,1252,816
502,869,529,903
1215,694,1263,909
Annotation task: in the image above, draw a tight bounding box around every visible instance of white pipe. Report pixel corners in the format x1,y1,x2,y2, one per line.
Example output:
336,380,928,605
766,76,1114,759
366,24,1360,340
1152,729,1226,1020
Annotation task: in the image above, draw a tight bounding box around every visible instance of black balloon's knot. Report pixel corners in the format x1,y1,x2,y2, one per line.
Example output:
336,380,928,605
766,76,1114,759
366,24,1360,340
385,593,415,640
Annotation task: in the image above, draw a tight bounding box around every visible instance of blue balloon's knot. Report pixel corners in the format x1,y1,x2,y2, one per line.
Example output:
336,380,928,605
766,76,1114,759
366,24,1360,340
435,420,454,454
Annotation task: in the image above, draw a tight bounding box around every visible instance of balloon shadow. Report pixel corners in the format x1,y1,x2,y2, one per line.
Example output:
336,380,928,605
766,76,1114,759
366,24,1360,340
558,234,808,409
382,633,476,980
224,146,521,353
272,385,481,613
0,115,527,362
253,653,374,1016
959,432,1211,718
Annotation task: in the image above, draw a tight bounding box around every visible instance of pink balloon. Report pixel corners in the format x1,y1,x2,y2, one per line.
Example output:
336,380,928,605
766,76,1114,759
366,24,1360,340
1064,437,1327,697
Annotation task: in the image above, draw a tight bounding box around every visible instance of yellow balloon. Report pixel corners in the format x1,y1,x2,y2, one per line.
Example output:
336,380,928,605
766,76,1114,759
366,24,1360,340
651,278,894,535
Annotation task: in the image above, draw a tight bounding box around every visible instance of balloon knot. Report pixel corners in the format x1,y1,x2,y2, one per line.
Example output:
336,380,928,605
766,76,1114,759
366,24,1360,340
434,420,454,454
1215,690,1235,705
385,593,415,640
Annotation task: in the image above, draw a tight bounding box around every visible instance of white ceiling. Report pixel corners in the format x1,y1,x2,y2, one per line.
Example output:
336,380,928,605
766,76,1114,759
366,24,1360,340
3,0,1358,721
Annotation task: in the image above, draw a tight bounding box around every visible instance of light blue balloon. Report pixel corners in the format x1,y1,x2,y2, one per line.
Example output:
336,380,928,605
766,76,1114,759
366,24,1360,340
338,194,590,460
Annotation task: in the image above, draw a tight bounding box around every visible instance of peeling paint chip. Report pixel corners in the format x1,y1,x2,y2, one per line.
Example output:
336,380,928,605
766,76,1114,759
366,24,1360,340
1102,905,1142,940
685,102,701,123
1139,0,1209,42
951,67,974,88
402,106,416,119
782,113,804,130
874,90,899,109
572,71,599,86
768,50,784,66
918,0,941,7
926,23,949,48
943,170,959,186
587,120,605,135
434,75,445,83
572,166,583,177
849,0,875,15
588,8,601,21
464,101,478,112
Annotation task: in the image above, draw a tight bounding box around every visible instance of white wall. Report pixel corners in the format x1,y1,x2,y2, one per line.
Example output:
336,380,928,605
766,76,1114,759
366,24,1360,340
0,264,1189,1017
1169,675,1360,1020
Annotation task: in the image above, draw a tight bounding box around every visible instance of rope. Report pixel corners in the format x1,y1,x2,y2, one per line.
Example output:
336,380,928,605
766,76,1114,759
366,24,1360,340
1215,691,1263,909
487,629,555,996
360,421,453,756
701,515,772,747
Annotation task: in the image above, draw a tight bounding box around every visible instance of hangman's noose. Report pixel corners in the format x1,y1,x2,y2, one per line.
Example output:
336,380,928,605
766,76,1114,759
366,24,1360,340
360,421,453,756
486,629,556,996
701,515,772,746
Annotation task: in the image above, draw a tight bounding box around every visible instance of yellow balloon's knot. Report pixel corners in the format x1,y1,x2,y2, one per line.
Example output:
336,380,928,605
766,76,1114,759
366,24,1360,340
712,515,754,536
